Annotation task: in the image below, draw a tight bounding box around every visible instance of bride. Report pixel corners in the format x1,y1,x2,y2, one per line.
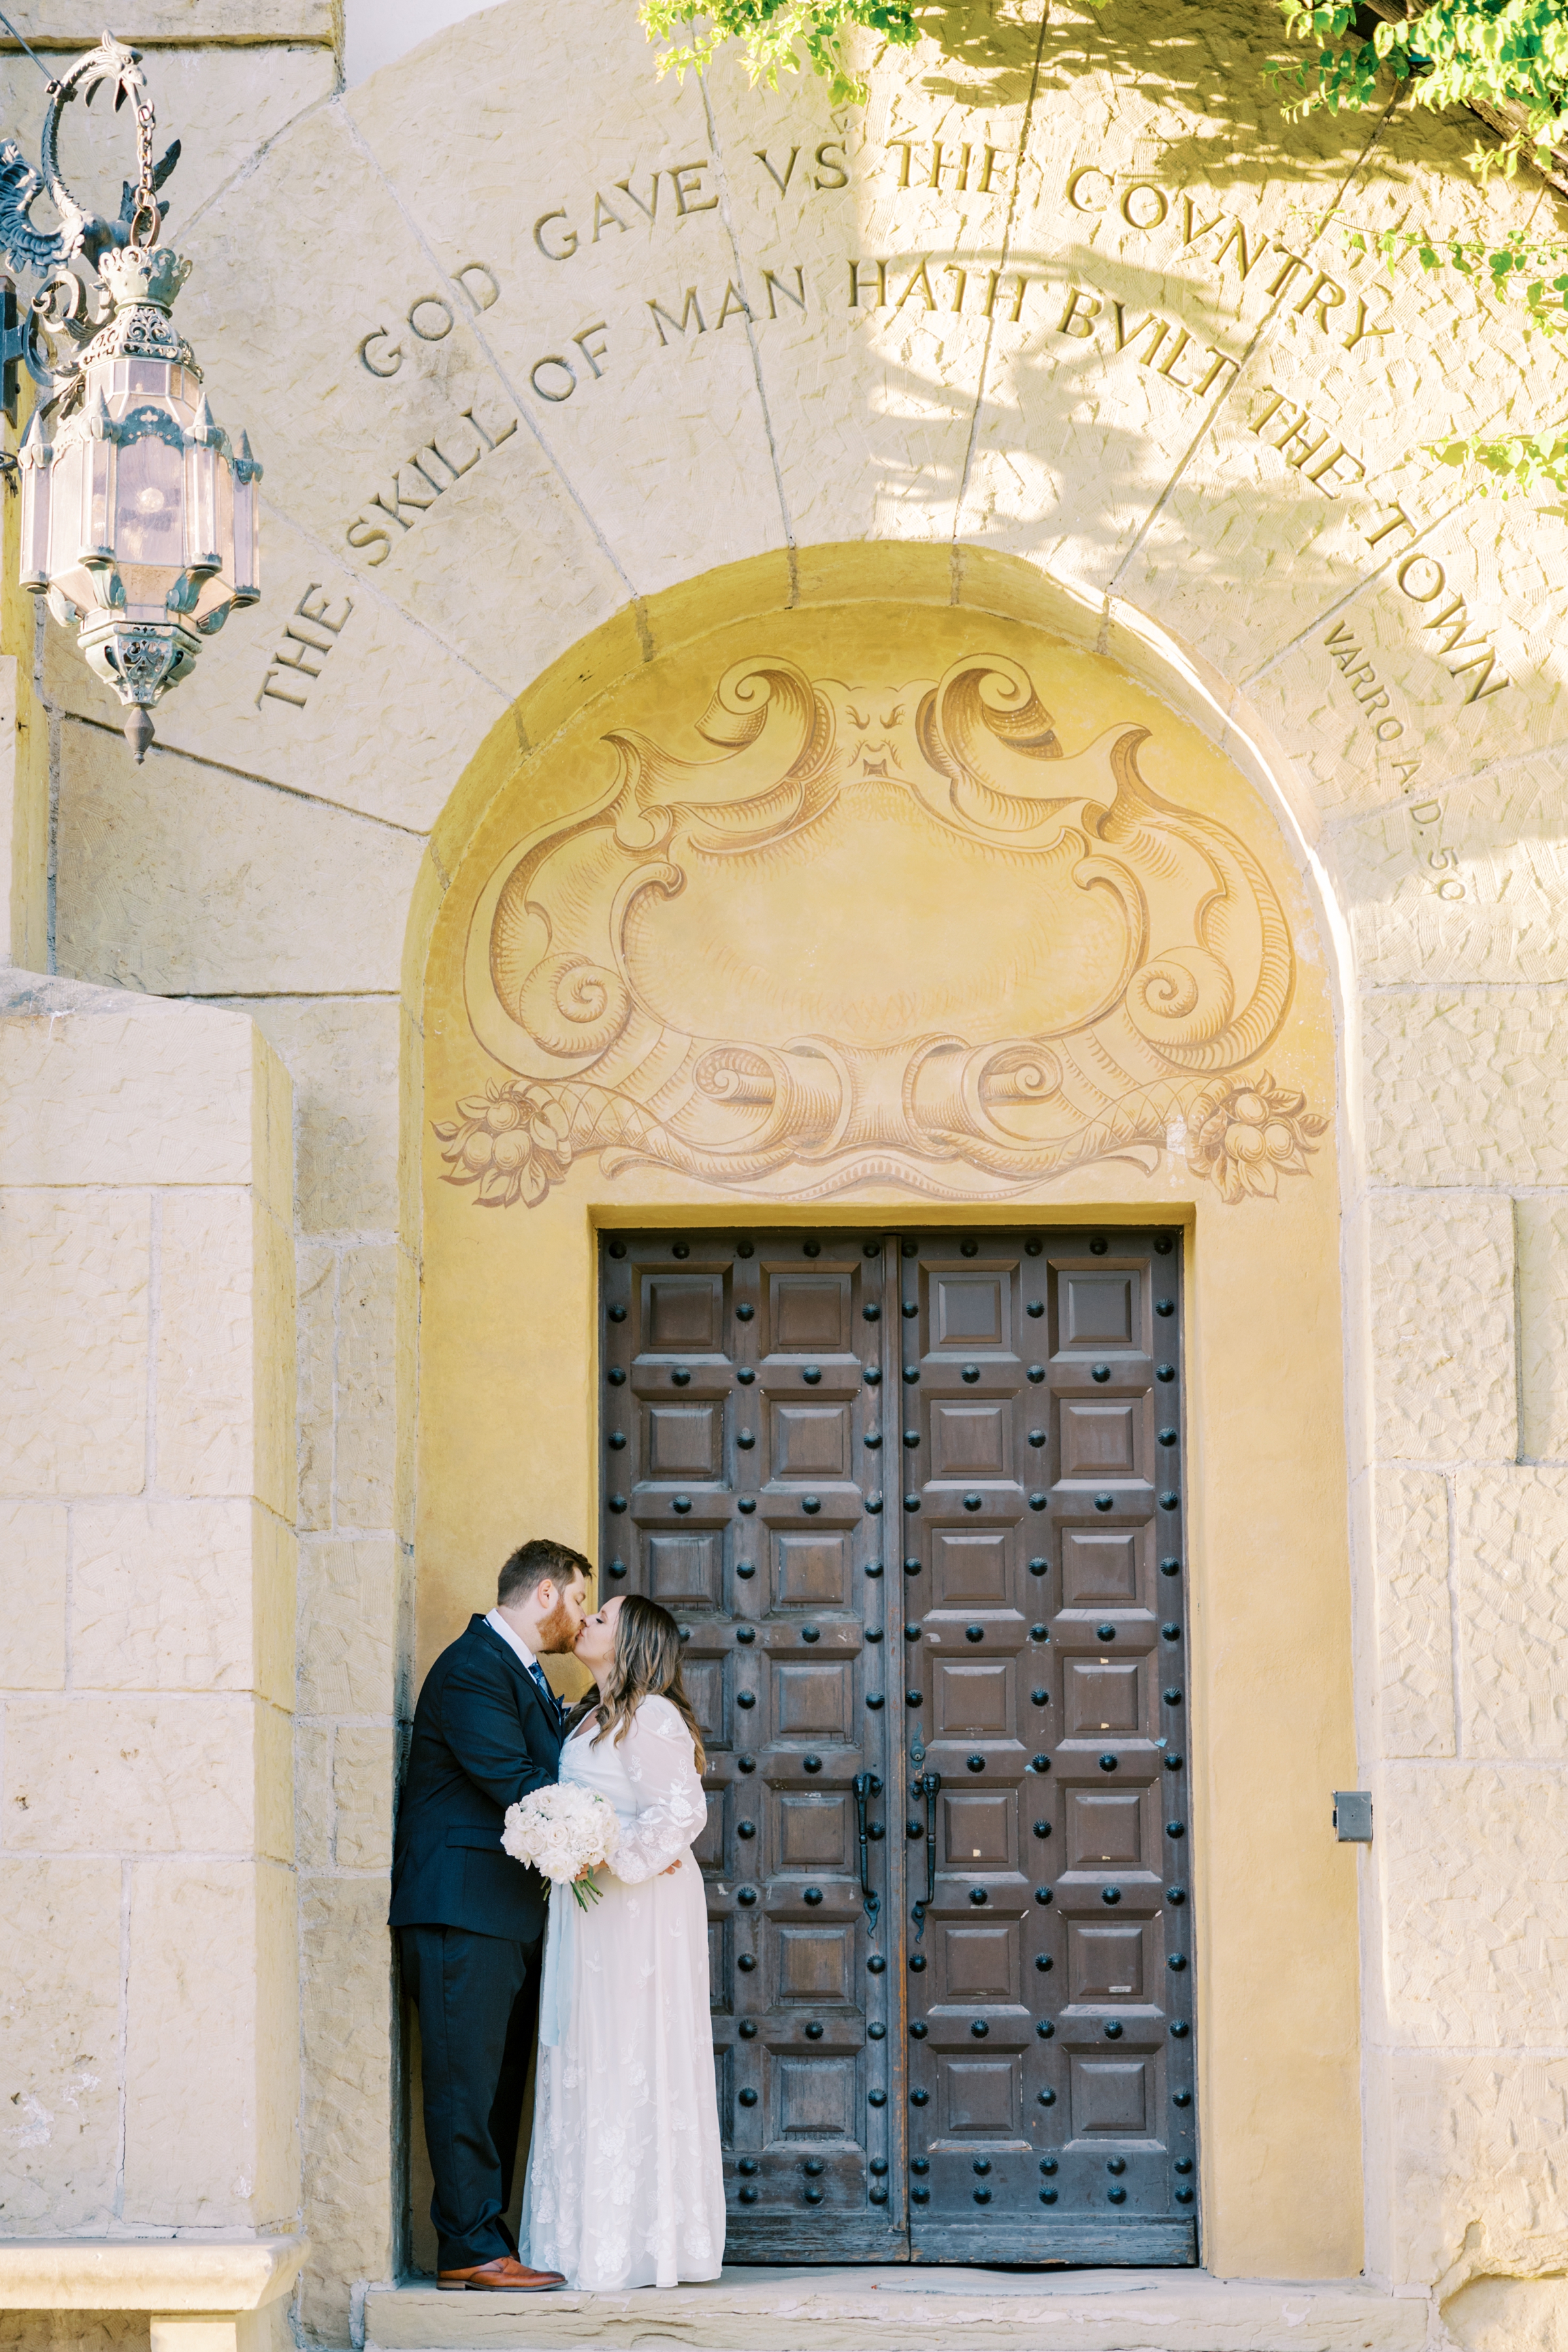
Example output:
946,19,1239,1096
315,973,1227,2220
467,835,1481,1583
521,1592,726,2290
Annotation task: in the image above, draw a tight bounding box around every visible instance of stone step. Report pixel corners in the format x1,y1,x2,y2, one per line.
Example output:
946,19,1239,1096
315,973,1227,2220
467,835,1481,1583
364,2266,1429,2352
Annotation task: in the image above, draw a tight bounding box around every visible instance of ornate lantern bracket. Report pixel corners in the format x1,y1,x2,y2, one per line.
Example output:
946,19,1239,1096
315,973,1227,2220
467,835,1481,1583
0,33,261,760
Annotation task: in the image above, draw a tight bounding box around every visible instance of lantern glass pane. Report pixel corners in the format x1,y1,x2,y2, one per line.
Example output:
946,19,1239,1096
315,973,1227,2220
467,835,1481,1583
232,467,259,600
216,457,235,578
126,359,173,399
20,459,50,588
81,437,114,563
48,442,92,612
184,441,220,571
116,434,184,572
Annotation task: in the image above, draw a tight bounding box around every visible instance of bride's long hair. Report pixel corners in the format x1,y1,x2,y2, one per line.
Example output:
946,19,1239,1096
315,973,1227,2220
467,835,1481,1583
590,1593,706,1771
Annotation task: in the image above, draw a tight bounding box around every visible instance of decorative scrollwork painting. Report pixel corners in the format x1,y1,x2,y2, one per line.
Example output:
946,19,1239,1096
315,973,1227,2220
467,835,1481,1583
438,653,1326,1207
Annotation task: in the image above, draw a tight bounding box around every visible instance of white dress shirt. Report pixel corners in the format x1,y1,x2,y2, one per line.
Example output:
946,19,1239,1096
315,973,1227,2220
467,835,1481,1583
483,1606,539,1673
484,1608,563,1720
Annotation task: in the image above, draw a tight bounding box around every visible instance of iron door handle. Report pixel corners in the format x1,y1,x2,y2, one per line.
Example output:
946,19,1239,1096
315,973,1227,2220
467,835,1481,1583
913,1770,941,1938
852,1771,883,1933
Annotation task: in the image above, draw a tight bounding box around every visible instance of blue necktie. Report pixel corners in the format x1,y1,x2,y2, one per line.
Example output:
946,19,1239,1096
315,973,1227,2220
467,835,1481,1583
527,1659,561,1728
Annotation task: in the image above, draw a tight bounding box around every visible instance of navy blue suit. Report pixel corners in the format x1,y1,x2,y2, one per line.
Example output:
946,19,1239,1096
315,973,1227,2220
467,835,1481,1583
391,1614,564,2270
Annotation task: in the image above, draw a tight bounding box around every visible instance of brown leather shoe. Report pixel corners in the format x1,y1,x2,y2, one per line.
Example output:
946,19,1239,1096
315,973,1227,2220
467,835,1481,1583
437,2257,566,2292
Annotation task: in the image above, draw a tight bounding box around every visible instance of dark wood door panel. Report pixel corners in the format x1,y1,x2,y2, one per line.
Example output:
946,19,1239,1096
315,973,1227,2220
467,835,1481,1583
930,1529,1013,1607
896,1230,1195,2267
602,1231,907,2265
602,1224,1195,2268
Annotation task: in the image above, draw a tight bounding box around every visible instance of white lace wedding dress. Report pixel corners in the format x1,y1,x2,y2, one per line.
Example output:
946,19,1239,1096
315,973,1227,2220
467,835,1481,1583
521,1693,726,2290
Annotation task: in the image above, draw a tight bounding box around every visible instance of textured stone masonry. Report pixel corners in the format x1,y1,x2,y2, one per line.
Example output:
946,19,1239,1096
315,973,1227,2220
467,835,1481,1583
0,983,298,2266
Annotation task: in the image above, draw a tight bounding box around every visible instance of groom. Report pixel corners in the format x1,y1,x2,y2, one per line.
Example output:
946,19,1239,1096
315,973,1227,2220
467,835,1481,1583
391,1537,591,2291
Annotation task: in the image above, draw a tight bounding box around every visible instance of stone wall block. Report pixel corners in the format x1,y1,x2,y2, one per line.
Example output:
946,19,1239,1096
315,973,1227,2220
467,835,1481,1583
296,1243,336,1534
5,1696,259,1854
0,1188,149,1499
155,1188,257,1499
0,46,335,392
1332,753,1568,986
123,1857,299,2229
152,1187,294,1516
0,988,260,1188
299,1880,395,2346
1518,1198,1568,1462
332,1725,396,1872
254,1503,297,1714
1444,2276,1568,2352
0,2315,150,2350
56,728,425,998
255,1697,293,1869
335,1246,397,1531
1366,1466,1455,1757
297,1538,398,1720
394,1237,419,1553
10,7,333,45
1454,1467,1568,1758
1367,1192,1517,1462
257,1852,302,2220
253,1017,295,1230
723,26,1033,559
348,3,789,598
182,101,627,698
0,1504,68,1689
1384,2048,1568,2289
234,998,402,1237
253,1197,298,1524
295,1720,332,1874
1380,1765,1568,2046
70,1500,259,1692
0,1858,122,2227
67,1496,295,1709
1364,990,1568,1186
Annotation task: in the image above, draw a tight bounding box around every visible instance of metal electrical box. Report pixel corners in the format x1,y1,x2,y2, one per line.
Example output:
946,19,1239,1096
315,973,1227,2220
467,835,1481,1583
1333,1791,1373,1842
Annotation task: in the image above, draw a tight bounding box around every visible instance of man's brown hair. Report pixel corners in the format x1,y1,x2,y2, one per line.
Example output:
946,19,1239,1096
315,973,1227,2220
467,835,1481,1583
497,1537,592,1609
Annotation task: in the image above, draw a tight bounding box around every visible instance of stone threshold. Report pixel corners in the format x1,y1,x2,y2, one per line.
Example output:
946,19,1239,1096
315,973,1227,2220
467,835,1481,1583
365,2265,1427,2352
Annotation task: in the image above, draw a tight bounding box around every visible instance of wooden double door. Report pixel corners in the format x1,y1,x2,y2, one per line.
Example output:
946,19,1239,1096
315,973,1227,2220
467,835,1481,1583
598,1228,1196,2266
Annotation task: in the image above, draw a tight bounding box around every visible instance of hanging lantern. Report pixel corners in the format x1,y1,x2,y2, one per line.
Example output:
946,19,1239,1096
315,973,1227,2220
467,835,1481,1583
0,36,262,760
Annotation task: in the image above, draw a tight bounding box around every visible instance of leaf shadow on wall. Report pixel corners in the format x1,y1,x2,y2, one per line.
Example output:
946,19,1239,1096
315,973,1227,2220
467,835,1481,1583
831,237,1314,572
910,0,1379,180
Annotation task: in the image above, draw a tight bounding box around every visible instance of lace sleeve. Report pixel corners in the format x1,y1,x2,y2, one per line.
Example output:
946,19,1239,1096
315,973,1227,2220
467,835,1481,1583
611,1697,707,1884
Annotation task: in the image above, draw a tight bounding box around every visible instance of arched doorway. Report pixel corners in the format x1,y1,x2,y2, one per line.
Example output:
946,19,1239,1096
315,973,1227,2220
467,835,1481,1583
407,547,1360,2278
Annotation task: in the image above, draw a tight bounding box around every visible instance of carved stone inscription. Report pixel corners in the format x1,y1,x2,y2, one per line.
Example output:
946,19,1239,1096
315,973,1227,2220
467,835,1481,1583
438,653,1326,1210
255,582,354,711
333,118,1522,721
345,398,517,568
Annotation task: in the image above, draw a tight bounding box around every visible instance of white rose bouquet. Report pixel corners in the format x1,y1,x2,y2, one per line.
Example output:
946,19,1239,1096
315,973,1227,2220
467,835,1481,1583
501,1783,620,1911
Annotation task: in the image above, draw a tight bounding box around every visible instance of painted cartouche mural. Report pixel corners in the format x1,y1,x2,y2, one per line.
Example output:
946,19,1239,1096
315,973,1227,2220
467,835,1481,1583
439,653,1325,1207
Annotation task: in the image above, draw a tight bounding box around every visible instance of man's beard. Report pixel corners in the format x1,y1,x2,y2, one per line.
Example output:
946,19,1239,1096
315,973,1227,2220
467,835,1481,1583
536,1592,580,1654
